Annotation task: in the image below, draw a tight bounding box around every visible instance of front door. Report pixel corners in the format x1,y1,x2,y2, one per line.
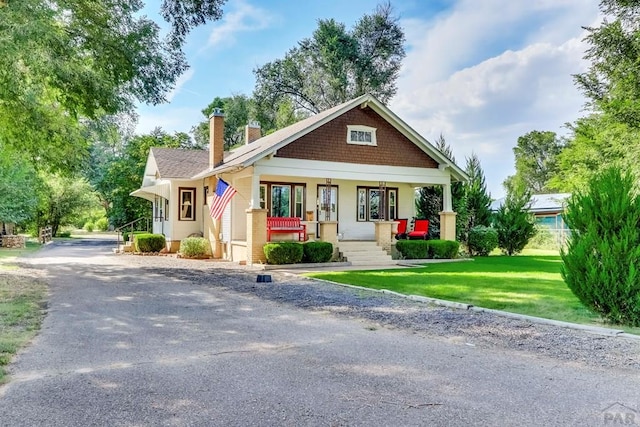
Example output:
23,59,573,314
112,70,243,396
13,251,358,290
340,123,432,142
317,185,338,230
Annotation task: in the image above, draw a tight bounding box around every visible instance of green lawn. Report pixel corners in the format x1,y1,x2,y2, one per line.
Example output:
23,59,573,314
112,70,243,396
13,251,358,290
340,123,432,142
0,241,47,383
0,241,41,270
306,255,640,334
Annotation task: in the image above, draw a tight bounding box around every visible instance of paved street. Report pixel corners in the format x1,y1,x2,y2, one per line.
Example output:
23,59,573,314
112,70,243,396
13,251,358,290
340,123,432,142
0,238,639,426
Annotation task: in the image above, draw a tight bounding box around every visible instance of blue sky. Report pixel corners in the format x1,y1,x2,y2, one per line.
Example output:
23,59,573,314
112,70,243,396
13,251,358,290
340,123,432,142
136,0,601,198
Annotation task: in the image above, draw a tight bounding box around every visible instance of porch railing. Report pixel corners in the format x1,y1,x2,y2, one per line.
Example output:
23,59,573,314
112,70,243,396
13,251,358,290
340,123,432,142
114,217,151,252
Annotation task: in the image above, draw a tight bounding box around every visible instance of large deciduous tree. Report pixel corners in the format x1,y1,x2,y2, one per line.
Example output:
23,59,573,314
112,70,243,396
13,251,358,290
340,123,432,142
574,0,640,127
0,0,225,172
0,146,39,227
253,2,405,133
38,175,101,237
96,129,192,227
191,95,253,150
504,130,564,194
555,1,640,190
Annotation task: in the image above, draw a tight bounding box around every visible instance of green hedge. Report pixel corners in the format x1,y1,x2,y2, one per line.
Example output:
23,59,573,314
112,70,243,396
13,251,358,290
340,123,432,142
303,241,333,263
395,240,459,259
134,233,166,253
122,230,147,243
180,237,208,258
264,242,304,264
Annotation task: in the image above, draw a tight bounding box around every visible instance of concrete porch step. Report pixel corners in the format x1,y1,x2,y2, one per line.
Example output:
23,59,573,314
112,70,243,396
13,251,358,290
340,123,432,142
337,241,395,266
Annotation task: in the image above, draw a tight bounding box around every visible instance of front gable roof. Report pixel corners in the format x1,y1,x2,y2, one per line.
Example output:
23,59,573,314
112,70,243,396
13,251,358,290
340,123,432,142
193,93,468,182
152,147,209,179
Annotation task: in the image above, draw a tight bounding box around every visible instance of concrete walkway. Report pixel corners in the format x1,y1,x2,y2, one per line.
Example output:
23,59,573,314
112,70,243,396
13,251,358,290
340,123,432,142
0,238,639,426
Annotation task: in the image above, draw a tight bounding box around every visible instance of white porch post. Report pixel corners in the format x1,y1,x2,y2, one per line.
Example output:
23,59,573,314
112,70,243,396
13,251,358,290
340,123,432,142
439,182,457,241
442,183,453,212
250,174,261,209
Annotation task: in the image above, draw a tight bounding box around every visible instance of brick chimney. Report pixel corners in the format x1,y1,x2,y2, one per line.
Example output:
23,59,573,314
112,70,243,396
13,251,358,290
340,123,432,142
245,121,261,145
209,108,224,168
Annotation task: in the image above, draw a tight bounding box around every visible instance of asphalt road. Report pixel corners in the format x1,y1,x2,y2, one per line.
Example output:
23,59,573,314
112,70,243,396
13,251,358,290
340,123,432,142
0,238,639,426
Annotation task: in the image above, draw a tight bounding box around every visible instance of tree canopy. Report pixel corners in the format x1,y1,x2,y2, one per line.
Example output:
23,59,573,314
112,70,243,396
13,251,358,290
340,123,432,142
252,1,405,133
191,95,253,150
0,0,226,173
504,130,564,194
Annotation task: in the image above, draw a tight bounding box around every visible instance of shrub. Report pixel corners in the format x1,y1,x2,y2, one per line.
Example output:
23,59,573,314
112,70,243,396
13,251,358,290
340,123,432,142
429,240,460,259
134,234,166,253
302,241,333,263
467,225,498,256
83,221,94,232
56,231,71,238
122,230,146,243
395,240,429,259
395,240,459,259
493,190,536,256
180,237,208,258
263,242,304,264
561,167,640,326
94,217,109,232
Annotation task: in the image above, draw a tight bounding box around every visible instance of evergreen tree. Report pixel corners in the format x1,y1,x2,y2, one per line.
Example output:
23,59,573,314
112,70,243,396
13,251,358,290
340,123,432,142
462,153,492,244
561,166,640,326
414,134,467,239
493,189,536,256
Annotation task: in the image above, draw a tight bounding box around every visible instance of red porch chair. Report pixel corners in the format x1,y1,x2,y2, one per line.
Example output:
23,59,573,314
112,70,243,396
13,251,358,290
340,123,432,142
395,219,408,240
407,219,429,240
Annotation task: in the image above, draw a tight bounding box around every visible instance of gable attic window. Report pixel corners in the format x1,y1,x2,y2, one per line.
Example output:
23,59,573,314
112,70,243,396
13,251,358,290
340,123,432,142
347,125,377,146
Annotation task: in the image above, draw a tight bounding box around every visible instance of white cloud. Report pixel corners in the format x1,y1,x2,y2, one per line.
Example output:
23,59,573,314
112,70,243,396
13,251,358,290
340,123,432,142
391,1,599,198
205,0,275,49
166,68,195,103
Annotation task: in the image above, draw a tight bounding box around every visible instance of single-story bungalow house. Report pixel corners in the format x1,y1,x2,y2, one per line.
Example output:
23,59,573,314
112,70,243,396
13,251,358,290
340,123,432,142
131,93,468,265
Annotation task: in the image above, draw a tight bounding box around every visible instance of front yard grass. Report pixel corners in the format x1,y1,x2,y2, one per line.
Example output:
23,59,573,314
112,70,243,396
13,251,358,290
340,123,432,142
0,241,47,383
306,255,640,334
0,240,41,271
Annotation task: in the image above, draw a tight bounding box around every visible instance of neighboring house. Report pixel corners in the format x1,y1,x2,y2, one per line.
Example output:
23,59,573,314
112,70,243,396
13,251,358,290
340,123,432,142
491,193,571,231
132,93,467,265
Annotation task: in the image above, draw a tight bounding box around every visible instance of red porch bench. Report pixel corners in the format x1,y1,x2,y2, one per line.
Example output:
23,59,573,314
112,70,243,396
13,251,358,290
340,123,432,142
267,217,307,241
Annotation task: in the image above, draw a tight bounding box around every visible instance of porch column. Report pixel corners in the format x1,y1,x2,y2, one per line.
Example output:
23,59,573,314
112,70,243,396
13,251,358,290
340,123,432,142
250,174,261,209
439,183,457,241
206,218,223,258
375,220,395,253
319,221,338,247
246,208,268,265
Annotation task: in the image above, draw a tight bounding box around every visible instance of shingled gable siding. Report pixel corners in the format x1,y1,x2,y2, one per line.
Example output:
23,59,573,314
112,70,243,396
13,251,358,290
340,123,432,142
274,106,439,168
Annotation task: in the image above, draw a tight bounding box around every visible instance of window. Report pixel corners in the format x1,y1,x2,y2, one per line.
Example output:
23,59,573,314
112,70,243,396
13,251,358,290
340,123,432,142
347,125,377,146
357,186,398,221
154,196,168,222
179,187,196,221
261,182,306,218
154,196,161,222
294,186,304,218
388,189,397,220
271,184,290,217
259,184,266,209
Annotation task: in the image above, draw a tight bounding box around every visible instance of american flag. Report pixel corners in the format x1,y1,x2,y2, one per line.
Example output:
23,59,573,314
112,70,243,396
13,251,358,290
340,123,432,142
209,178,237,220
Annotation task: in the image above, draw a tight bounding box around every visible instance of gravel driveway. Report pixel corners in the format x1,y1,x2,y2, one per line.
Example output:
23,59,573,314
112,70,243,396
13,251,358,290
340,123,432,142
1,237,639,426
